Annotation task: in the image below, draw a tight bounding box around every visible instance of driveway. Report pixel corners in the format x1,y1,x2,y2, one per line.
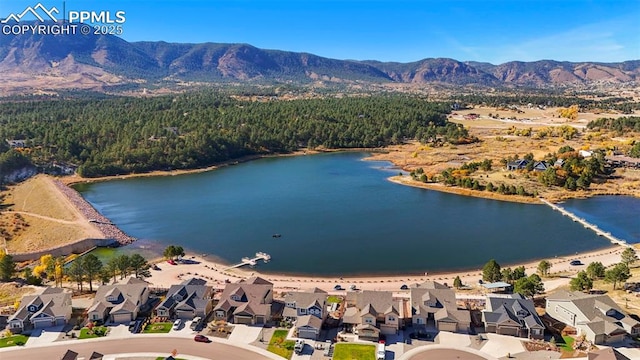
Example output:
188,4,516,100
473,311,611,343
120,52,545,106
478,333,525,358
26,326,65,346
228,324,263,343
436,331,471,347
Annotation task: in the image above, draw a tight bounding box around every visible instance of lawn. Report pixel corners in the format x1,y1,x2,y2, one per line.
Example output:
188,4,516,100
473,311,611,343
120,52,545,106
267,329,295,359
332,343,376,360
327,295,342,303
558,335,575,351
79,326,108,339
143,322,172,333
0,335,28,348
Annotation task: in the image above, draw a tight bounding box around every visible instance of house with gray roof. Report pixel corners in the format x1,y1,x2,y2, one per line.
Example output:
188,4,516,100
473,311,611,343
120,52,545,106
88,277,150,324
283,287,327,339
343,290,401,341
156,278,212,320
214,276,273,325
8,287,72,332
482,294,545,339
546,290,640,344
588,348,630,360
410,281,470,333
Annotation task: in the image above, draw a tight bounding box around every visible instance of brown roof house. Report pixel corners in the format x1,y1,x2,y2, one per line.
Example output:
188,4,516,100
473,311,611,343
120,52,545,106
482,294,545,339
283,287,328,340
156,278,213,320
8,287,72,333
214,277,273,325
87,277,150,324
410,281,470,333
343,290,401,341
546,290,640,345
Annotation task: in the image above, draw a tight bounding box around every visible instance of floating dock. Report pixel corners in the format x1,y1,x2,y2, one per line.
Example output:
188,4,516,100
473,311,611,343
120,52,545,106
224,252,271,270
539,198,628,246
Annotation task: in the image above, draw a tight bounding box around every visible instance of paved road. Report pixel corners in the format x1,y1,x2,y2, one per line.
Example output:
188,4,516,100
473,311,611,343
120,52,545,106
0,337,273,360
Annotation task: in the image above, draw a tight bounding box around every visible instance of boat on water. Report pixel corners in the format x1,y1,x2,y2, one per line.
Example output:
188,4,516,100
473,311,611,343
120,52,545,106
272,234,282,238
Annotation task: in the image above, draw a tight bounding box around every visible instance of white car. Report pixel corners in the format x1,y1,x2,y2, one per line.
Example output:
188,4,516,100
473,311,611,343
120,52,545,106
173,319,182,330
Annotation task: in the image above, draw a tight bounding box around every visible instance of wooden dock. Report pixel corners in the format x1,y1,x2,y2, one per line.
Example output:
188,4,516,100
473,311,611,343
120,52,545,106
540,198,628,246
224,252,271,270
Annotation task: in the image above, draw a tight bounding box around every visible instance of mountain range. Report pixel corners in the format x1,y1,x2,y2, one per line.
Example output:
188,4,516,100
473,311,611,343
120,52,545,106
1,27,638,93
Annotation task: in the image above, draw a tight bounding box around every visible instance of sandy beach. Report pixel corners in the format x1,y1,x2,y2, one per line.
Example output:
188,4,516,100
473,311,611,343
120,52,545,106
146,244,626,294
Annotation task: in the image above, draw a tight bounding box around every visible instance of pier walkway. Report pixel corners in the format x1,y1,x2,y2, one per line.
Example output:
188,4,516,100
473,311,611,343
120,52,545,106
224,252,271,270
540,198,628,246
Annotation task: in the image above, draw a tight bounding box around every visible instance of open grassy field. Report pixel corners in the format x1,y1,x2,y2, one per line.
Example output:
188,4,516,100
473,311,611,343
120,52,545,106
3,175,77,221
0,283,35,307
0,334,28,348
0,175,103,254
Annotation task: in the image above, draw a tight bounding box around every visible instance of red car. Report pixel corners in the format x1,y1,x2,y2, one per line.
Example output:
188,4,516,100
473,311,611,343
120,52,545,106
167,259,176,265
194,335,210,343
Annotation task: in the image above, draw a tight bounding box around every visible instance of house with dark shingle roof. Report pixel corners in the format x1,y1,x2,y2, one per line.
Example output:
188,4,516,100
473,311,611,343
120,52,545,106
88,277,150,324
343,290,401,341
482,294,545,339
546,290,640,344
156,278,212,320
214,276,273,325
8,287,72,333
409,281,470,333
507,159,530,171
283,287,327,339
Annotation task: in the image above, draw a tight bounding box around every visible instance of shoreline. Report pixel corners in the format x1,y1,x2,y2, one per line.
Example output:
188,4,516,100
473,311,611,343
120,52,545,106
147,244,627,293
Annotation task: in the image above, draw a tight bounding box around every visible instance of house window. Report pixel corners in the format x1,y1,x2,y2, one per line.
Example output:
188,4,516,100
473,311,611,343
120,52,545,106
231,295,240,301
300,308,307,315
365,318,373,324
11,323,20,328
416,318,423,324
388,316,395,321
216,311,225,317
107,296,116,302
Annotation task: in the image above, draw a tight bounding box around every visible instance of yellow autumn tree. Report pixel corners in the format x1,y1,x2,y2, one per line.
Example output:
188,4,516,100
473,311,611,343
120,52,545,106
558,105,579,120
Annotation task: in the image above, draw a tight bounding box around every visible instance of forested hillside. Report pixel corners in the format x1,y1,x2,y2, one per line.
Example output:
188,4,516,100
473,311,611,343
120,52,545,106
0,93,467,177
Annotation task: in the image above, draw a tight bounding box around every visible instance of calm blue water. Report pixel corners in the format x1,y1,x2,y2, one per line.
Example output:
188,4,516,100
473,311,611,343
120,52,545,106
75,152,616,276
560,196,640,244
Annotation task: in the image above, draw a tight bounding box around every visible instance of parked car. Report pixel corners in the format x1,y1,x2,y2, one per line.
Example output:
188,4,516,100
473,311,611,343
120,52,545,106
194,334,210,343
400,284,409,290
334,284,343,290
570,259,582,266
190,317,202,330
167,259,176,265
173,319,182,330
294,339,305,354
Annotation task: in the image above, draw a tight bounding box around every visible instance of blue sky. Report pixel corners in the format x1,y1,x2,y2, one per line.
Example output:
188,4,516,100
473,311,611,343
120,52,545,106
2,0,639,63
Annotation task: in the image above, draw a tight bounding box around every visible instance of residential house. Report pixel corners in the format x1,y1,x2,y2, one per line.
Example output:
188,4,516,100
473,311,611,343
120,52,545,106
87,277,150,324
8,287,72,332
507,159,530,171
283,287,327,339
533,161,550,172
5,139,26,148
410,281,470,333
546,290,640,344
579,150,593,158
156,278,212,320
214,276,273,325
343,290,401,341
482,294,545,339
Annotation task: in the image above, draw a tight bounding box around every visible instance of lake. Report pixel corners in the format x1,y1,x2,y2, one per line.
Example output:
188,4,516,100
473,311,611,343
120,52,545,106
76,152,617,276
